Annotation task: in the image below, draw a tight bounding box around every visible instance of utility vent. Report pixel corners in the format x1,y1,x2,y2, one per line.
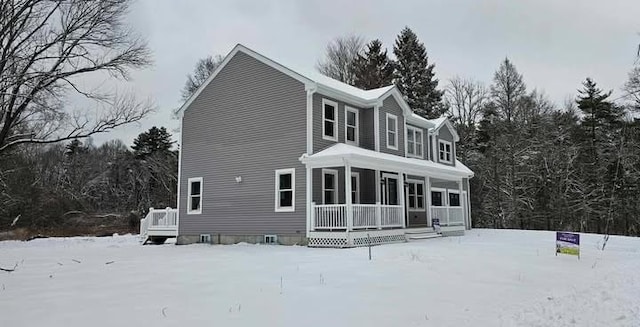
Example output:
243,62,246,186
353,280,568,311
264,235,278,245
199,234,211,243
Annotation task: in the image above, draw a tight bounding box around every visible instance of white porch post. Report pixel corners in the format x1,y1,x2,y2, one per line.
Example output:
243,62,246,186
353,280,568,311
399,172,406,229
375,170,381,229
306,166,313,235
426,176,432,227
345,161,353,232
459,178,464,229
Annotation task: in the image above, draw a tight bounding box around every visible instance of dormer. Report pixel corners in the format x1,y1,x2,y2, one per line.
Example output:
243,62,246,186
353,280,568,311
427,118,460,167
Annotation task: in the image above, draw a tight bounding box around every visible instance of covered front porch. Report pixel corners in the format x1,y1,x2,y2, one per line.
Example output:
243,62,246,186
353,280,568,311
300,144,473,247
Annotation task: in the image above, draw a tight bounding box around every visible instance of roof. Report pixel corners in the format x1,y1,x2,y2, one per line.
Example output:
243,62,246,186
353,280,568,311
427,117,460,142
297,69,395,101
300,143,474,179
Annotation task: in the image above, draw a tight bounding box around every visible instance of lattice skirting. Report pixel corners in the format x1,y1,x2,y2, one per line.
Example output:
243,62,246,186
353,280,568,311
308,237,349,248
308,231,407,248
351,233,406,247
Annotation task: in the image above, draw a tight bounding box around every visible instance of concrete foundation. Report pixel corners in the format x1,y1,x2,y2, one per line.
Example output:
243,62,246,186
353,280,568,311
441,230,465,237
177,234,308,246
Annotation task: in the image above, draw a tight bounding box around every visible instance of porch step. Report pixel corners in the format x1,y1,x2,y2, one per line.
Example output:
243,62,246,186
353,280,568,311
407,233,442,240
405,227,442,241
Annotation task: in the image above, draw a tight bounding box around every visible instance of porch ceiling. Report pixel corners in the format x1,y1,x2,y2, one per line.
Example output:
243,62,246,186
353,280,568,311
299,143,474,179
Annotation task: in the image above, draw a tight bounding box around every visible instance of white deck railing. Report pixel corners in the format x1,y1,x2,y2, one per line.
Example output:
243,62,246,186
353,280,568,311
140,207,178,239
312,203,403,230
431,206,464,226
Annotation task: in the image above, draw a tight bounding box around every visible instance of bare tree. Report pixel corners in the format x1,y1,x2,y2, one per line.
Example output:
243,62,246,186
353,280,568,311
181,55,224,101
445,76,487,128
316,35,365,85
0,0,153,154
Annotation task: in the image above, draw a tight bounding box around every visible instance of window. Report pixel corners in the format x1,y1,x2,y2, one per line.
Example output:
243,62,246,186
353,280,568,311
187,177,203,214
351,172,360,204
322,169,338,204
407,180,425,211
322,99,338,141
386,113,398,150
345,107,359,145
406,126,423,158
438,140,452,163
275,168,295,212
431,190,443,207
449,191,461,207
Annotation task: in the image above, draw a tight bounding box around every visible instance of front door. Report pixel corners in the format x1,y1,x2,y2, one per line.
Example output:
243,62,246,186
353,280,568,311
381,173,399,205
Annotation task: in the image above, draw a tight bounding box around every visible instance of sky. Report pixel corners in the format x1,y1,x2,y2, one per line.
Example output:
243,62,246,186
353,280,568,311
90,0,640,145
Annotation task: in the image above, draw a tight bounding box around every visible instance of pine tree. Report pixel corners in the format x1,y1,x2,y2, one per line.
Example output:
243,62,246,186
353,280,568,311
490,58,526,123
353,39,394,90
393,27,444,119
131,127,174,159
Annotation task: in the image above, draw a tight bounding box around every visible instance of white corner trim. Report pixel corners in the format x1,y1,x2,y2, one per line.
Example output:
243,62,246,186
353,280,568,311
306,86,316,154
275,168,296,212
385,113,398,150
322,98,338,142
187,177,203,215
374,103,380,152
344,106,359,146
321,168,339,204
176,119,184,229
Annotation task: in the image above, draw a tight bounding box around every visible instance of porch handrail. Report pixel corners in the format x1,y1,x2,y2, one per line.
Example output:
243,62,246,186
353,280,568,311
311,203,403,230
140,207,178,239
431,206,464,226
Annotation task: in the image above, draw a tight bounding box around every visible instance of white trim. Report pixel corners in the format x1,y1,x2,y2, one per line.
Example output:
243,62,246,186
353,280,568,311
438,139,453,164
406,125,424,159
306,86,316,155
275,168,296,212
433,119,461,142
344,106,359,146
407,179,425,212
306,166,312,237
430,187,446,207
381,172,399,205
385,113,398,150
187,177,203,215
350,171,360,204
373,103,381,152
322,98,338,142
321,169,339,204
176,119,183,229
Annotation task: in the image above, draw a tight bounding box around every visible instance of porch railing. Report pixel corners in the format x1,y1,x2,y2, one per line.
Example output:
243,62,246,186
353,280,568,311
430,206,464,226
312,203,403,230
140,207,178,238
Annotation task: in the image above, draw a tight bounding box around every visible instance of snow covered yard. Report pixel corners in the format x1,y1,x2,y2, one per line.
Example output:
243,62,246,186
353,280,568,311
0,230,638,327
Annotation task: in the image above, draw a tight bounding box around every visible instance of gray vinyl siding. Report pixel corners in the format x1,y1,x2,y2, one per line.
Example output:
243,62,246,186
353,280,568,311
436,126,456,167
179,51,307,236
406,123,429,160
406,174,427,227
431,179,460,189
379,97,405,156
312,167,375,205
312,93,373,152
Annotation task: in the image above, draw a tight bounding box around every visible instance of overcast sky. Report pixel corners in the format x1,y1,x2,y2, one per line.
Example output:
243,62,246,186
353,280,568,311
91,0,640,145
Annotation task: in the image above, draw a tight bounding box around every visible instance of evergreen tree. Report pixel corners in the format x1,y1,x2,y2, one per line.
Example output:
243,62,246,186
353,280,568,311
353,39,394,90
393,27,444,119
490,58,527,123
131,127,174,159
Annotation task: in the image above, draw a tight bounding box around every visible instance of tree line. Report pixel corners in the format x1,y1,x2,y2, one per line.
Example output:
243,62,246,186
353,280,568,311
315,27,640,236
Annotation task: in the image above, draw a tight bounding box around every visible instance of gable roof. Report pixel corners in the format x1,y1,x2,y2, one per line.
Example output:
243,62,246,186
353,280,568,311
428,117,460,142
176,44,444,131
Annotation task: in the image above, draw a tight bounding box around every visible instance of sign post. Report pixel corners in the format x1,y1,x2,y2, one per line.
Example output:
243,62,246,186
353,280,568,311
556,232,580,259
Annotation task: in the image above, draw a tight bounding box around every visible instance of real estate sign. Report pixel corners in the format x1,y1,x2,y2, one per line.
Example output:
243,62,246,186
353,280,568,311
556,232,580,258
433,218,441,233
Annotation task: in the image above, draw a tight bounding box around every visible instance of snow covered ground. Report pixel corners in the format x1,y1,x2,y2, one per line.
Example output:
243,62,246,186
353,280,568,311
0,229,638,327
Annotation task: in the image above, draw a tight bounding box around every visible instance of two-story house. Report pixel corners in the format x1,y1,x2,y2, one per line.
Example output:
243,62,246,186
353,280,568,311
142,44,474,247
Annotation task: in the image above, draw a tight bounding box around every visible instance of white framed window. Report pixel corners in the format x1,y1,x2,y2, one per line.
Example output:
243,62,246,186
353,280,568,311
431,188,445,207
322,169,338,204
407,180,425,211
406,126,423,158
275,168,295,212
438,140,452,164
386,113,398,150
345,106,359,146
351,172,360,204
187,177,203,214
448,190,461,207
322,99,338,142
